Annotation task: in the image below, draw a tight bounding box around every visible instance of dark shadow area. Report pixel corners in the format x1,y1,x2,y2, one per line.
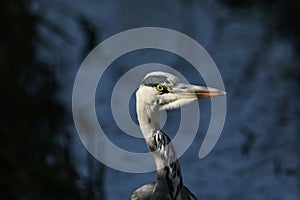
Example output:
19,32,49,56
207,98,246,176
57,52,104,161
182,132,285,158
0,0,104,199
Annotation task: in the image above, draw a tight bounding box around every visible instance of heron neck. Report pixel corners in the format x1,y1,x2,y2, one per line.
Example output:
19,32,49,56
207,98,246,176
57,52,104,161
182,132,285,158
150,131,183,199
137,106,183,199
137,104,161,138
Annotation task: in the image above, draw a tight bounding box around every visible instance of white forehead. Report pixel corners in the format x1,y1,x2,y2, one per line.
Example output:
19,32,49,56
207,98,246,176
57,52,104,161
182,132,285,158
142,71,179,86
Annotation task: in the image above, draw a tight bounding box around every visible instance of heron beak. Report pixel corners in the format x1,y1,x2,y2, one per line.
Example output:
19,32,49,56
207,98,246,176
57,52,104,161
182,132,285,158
174,84,226,99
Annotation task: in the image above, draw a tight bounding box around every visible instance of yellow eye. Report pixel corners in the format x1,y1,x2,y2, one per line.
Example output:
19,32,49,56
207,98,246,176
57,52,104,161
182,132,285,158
156,84,164,91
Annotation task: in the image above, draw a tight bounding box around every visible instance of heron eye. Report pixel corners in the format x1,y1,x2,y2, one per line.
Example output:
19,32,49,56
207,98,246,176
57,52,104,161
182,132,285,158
156,84,164,91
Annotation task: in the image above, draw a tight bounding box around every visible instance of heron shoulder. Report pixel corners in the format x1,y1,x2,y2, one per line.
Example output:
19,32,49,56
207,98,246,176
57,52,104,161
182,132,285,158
130,182,155,200
130,183,198,200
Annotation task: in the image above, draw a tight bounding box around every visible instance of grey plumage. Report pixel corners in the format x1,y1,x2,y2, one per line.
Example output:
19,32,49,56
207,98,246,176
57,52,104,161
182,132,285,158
131,183,197,200
142,74,178,87
130,130,197,200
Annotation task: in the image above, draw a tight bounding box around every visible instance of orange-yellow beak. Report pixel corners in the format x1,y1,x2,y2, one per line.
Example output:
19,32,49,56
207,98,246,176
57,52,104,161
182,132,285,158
173,84,226,99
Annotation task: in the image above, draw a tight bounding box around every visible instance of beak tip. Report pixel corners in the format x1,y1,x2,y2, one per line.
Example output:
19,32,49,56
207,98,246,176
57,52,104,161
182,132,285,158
215,90,226,97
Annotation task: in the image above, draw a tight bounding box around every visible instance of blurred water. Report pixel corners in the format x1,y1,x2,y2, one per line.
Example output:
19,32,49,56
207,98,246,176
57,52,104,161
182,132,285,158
33,0,299,199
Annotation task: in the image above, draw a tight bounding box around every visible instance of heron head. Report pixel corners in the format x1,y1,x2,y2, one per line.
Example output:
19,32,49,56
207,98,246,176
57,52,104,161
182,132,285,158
136,71,226,112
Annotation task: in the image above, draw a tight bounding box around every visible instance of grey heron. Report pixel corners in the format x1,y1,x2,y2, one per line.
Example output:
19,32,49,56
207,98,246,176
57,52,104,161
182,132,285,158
130,71,225,200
